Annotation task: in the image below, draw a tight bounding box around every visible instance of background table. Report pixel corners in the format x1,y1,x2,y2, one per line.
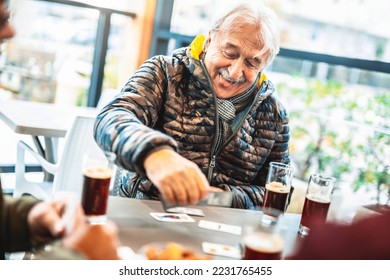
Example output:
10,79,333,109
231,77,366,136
0,99,97,181
107,197,303,259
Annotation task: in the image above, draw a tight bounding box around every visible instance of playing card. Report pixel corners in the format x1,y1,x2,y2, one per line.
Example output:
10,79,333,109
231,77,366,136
197,191,233,207
149,212,195,222
198,220,242,235
202,242,242,259
166,207,205,217
160,191,233,212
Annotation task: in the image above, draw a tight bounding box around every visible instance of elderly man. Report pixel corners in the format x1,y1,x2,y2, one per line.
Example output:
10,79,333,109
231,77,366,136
94,2,290,209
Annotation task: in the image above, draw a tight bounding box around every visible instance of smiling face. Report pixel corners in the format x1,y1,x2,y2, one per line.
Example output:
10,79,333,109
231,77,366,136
202,24,267,99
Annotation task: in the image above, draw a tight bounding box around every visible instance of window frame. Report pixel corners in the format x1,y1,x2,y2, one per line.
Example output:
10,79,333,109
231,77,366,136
30,0,137,107
149,0,390,75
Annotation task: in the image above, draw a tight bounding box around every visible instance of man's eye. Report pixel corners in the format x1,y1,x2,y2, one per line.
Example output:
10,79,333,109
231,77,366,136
222,50,238,59
246,59,261,69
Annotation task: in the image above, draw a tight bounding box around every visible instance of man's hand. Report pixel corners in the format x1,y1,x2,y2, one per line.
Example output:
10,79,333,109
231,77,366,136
144,148,209,205
27,200,67,245
29,200,120,259
62,219,120,260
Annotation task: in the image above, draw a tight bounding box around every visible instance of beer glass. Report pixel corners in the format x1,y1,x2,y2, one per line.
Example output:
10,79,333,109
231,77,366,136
299,173,336,236
242,213,285,260
243,232,284,260
262,162,293,224
81,151,116,224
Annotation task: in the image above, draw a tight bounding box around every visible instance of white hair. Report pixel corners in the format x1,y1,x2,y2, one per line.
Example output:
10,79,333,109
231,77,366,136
209,1,280,67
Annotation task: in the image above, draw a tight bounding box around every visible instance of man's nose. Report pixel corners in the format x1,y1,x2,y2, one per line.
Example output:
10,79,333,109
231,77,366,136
228,59,245,81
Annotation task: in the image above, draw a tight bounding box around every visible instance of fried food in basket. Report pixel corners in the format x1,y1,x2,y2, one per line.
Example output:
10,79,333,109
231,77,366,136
144,242,213,260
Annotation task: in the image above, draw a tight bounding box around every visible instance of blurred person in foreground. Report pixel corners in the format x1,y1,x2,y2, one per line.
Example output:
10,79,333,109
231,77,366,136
288,210,390,259
0,0,120,260
94,1,290,209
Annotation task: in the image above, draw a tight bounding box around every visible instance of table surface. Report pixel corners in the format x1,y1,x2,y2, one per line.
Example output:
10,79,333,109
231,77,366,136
107,197,303,260
0,99,97,137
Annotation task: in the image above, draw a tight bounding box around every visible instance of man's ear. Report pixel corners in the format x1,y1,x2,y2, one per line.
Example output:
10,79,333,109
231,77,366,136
203,31,212,51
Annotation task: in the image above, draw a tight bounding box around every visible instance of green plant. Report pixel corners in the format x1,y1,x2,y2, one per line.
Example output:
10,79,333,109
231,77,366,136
277,78,390,205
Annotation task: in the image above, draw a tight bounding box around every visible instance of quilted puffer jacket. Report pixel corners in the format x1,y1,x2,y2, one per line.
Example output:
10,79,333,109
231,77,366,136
94,35,290,209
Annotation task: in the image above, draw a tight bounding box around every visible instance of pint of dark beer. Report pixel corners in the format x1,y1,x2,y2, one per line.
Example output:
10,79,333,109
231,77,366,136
263,182,290,212
262,162,293,219
243,232,284,260
299,173,336,236
81,167,112,222
81,151,115,223
300,195,331,228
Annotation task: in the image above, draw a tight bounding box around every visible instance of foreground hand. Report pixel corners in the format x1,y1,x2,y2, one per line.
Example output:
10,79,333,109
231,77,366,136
28,200,67,245
62,219,121,260
144,148,209,205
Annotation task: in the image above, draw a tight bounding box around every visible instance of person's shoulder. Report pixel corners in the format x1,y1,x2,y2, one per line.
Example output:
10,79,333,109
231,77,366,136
258,82,288,121
171,47,188,59
146,49,187,68
267,95,288,118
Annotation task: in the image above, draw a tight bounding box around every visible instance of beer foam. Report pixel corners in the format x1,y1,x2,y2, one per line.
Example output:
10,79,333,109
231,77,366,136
83,167,112,179
266,181,290,193
244,232,284,254
306,194,331,204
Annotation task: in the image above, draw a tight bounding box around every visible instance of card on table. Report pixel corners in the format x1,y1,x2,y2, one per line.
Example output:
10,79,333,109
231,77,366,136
198,220,242,235
149,212,195,222
202,242,242,259
160,191,233,215
166,207,205,217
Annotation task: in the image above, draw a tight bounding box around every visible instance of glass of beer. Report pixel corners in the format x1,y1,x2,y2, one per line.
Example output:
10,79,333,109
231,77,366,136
81,151,116,224
243,232,284,260
262,162,293,224
299,173,336,236
242,214,285,260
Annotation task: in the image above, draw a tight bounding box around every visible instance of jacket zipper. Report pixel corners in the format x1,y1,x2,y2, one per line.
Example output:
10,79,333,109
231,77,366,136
208,155,216,180
199,60,221,181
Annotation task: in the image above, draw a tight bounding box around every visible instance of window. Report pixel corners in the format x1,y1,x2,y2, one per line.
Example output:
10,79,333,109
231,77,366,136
0,0,136,107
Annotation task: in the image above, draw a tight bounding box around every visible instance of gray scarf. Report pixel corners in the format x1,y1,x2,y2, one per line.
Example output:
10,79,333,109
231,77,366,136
214,82,257,151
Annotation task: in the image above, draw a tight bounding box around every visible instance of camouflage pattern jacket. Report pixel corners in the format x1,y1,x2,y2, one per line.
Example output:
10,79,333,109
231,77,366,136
94,35,290,209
